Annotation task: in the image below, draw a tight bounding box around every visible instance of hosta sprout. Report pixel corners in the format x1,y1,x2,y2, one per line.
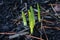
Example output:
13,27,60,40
22,11,27,26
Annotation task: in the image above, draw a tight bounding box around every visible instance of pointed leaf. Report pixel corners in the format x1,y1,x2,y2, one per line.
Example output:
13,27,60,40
37,3,41,22
22,11,27,26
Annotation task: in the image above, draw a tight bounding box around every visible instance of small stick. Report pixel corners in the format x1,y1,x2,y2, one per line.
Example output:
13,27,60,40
26,35,44,40
0,32,16,34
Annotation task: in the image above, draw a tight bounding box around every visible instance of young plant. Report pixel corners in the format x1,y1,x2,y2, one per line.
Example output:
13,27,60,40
37,3,41,22
30,6,35,25
28,6,35,34
22,11,27,26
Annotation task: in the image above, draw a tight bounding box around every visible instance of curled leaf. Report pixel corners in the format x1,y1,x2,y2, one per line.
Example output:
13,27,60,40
22,11,27,26
28,6,35,34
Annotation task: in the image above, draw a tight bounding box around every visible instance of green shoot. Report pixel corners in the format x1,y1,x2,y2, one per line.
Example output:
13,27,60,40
30,6,35,25
28,6,35,34
22,11,27,26
37,3,41,22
